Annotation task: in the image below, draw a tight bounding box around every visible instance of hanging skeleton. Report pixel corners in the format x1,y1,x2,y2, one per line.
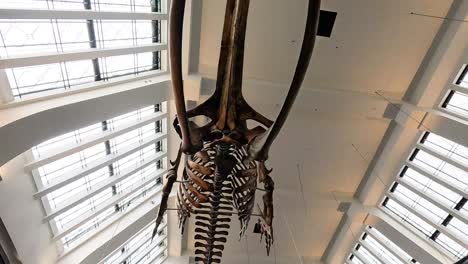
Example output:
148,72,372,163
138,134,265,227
153,0,321,263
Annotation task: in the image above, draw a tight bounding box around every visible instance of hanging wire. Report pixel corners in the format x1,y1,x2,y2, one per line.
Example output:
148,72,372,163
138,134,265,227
275,196,304,264
244,235,250,264
351,143,387,188
296,163,308,215
375,90,461,148
410,12,468,23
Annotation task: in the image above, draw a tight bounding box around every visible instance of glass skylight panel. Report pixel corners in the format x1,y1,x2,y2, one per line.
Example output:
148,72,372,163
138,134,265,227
392,184,449,224
33,131,77,158
0,3,164,99
357,245,381,264
349,255,365,264
103,221,167,264
107,105,157,129
99,52,155,80
370,227,418,263
62,206,115,250
456,65,468,88
94,20,154,48
0,0,160,12
422,133,468,167
7,63,66,98
348,227,420,264
47,167,110,210
109,123,158,154
6,59,99,98
436,233,468,259
0,20,90,57
384,198,437,236
118,180,161,211
89,0,159,12
364,235,403,264
38,152,81,185
402,168,462,210
382,131,468,260
411,150,468,191
37,143,107,185
30,104,167,252
53,187,113,231
446,217,468,240
444,91,468,118
0,0,89,10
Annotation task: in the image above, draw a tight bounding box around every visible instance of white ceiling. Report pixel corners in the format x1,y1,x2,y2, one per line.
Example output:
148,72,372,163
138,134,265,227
189,0,455,262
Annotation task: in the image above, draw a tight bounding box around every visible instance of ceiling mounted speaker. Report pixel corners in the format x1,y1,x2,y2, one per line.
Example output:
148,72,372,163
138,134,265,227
318,10,337,38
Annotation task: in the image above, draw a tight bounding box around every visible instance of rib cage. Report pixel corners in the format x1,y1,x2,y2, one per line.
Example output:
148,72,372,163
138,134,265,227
177,144,257,264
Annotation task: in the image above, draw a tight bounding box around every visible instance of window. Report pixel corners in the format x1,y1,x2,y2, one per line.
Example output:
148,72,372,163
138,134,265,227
381,132,468,260
443,91,468,119
31,104,167,252
456,65,468,88
347,226,419,264
0,0,165,99
102,220,168,264
442,65,468,118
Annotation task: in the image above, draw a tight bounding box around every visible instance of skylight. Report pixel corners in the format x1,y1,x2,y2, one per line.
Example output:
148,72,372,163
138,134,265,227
442,65,468,118
102,219,168,264
0,0,165,99
0,0,160,12
30,104,168,253
381,132,468,260
347,226,419,264
443,91,468,118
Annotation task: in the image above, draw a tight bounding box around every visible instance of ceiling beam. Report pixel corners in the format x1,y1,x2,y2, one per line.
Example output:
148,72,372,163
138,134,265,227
199,76,402,120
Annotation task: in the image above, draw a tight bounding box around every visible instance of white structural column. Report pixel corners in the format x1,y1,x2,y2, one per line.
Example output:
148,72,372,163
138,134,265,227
0,70,13,103
323,199,452,264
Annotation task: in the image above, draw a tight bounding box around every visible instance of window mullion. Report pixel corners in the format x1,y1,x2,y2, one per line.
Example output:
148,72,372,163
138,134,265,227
151,0,160,70
365,230,410,264
83,0,102,81
395,177,468,227
387,193,467,248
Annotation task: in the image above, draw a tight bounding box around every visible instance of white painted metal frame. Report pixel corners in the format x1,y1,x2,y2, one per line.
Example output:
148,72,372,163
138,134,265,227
59,190,165,255
32,134,166,198
395,178,468,226
100,221,168,264
25,111,167,171
416,143,468,173
352,247,378,264
0,44,167,69
365,229,413,264
0,8,168,20
53,184,164,241
358,240,386,264
386,192,468,248
43,164,166,222
404,161,467,196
